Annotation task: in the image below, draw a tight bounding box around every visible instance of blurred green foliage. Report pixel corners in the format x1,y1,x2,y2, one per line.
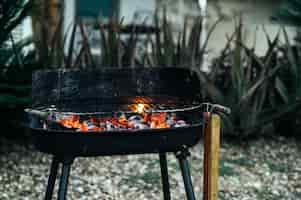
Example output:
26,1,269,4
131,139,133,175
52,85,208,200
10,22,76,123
0,0,36,136
272,0,301,137
273,0,301,26
203,18,287,137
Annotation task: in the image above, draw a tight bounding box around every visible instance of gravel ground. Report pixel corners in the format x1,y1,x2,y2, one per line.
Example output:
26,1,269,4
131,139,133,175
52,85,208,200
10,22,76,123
0,137,300,200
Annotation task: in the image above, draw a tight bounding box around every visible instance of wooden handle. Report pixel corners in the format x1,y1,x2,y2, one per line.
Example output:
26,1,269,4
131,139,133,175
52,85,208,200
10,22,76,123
203,113,221,200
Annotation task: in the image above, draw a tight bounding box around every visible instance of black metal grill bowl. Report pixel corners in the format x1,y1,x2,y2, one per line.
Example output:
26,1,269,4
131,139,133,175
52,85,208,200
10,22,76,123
26,67,203,157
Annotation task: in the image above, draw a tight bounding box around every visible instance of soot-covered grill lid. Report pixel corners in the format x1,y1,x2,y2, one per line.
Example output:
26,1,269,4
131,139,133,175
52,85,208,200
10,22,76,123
31,67,202,109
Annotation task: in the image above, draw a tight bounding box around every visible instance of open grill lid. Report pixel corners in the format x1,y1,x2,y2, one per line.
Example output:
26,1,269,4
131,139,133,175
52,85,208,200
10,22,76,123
31,67,202,113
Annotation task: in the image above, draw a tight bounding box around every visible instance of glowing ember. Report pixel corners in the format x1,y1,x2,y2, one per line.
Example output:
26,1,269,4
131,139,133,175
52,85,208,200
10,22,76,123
60,115,80,129
128,96,152,113
44,97,189,132
53,110,188,132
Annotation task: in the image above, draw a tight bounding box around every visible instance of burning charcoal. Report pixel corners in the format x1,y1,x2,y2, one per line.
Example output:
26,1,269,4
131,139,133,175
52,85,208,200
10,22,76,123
106,121,115,131
131,122,149,129
135,124,149,129
167,113,177,121
128,115,144,122
79,122,88,131
85,121,95,128
110,117,127,129
173,120,188,128
150,121,170,129
118,114,128,126
128,115,145,129
149,112,170,129
143,112,151,122
150,113,167,122
98,121,106,130
166,119,175,126
128,121,136,128
82,121,100,131
59,115,81,129
75,122,100,132
89,116,100,124
166,113,177,126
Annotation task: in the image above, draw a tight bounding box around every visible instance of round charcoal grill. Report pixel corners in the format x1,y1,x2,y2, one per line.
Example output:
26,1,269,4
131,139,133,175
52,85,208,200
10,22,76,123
27,67,204,156
25,67,205,200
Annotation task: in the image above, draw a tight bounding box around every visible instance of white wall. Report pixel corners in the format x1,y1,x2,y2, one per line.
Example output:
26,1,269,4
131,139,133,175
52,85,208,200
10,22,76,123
64,0,76,34
61,0,295,67
63,0,76,55
119,0,156,25
156,0,201,31
206,0,297,59
21,17,33,40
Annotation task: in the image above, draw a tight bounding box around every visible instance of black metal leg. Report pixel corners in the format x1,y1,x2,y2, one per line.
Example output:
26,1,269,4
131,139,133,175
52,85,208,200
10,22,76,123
45,157,59,200
159,153,171,200
57,159,73,200
176,150,196,200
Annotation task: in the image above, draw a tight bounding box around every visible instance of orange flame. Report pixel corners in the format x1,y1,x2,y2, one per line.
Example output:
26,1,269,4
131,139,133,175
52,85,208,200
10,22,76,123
58,97,178,131
128,96,152,113
60,115,81,128
150,112,170,128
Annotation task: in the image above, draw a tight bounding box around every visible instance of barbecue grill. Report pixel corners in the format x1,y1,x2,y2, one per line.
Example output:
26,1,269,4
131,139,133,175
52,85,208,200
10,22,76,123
26,67,207,200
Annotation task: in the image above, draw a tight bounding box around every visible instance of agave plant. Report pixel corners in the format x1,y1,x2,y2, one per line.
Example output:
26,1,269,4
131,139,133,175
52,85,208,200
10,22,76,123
270,0,301,136
146,9,220,69
0,0,37,136
0,0,34,108
272,0,301,26
0,0,32,45
38,16,142,69
144,9,223,102
0,0,34,71
266,28,301,137
205,18,288,137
